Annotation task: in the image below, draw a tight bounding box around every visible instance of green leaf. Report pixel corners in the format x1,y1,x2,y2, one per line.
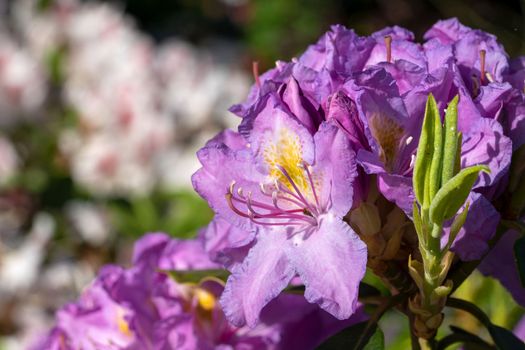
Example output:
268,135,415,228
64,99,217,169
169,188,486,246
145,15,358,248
446,298,525,350
317,321,385,350
429,165,490,224
445,202,470,251
412,202,424,239
163,269,230,284
414,94,439,207
442,95,459,185
437,325,495,350
429,95,444,201
514,235,525,288
488,324,525,350
359,282,382,298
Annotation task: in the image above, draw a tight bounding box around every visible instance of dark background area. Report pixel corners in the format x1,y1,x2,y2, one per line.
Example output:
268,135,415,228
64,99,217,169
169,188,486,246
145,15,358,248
110,0,525,71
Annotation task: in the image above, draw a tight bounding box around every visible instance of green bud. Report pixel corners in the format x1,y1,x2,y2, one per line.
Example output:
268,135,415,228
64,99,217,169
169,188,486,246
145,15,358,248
413,202,423,238
429,165,490,224
445,203,470,251
429,98,444,201
441,95,459,185
408,256,425,292
414,94,439,207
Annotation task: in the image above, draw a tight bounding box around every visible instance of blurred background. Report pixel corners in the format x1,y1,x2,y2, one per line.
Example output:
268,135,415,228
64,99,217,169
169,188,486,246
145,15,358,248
0,0,523,348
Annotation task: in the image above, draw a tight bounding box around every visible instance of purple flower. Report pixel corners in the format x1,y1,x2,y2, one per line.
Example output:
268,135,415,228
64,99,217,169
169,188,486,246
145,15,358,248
478,229,525,308
193,88,367,326
515,316,525,342
39,266,143,350
39,233,363,349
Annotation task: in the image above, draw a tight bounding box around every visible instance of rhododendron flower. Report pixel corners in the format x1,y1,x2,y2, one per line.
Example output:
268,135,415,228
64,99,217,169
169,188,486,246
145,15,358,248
38,233,364,349
193,89,367,326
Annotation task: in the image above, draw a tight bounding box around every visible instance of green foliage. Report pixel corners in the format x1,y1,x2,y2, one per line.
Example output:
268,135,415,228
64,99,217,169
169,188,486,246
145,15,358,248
164,269,230,284
514,235,525,288
446,298,525,349
246,0,337,65
441,96,459,185
108,190,213,239
317,321,385,350
413,94,438,207
445,203,469,251
429,165,489,224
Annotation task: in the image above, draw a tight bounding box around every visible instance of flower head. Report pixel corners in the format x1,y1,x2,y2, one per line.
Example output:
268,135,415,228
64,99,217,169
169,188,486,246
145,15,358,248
194,83,367,326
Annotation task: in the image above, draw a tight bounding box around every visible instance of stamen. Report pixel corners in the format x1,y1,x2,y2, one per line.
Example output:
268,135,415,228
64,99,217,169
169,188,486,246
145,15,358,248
485,72,494,83
226,182,316,226
259,183,269,195
302,162,320,213
226,193,251,219
471,74,480,98
275,181,303,202
479,49,486,84
252,61,261,89
276,165,315,213
384,35,392,63
275,193,308,208
405,136,413,146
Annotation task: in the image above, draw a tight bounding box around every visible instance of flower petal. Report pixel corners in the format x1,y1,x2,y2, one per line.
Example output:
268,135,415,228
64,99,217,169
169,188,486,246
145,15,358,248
478,230,525,307
461,118,512,190
202,216,255,270
288,214,367,319
313,122,357,216
220,231,295,327
441,192,500,261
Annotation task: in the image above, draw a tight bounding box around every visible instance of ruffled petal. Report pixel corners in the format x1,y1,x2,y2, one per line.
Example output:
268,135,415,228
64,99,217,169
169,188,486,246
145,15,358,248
313,122,357,216
220,231,295,327
288,214,367,319
461,118,512,190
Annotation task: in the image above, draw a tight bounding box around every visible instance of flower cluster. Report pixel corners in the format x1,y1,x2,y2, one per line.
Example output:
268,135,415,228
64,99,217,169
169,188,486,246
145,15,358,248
23,17,525,349
1,0,250,196
0,1,250,347
35,233,363,349
193,18,524,329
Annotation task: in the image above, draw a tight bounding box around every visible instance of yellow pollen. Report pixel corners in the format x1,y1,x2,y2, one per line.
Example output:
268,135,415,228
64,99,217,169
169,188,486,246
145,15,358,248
263,127,308,191
196,288,216,311
369,113,404,170
116,309,132,337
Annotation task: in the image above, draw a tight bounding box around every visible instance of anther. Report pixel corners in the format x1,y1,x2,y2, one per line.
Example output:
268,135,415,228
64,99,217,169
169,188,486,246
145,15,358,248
485,72,494,83
228,181,236,195
259,183,267,195
471,74,480,98
384,35,392,63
